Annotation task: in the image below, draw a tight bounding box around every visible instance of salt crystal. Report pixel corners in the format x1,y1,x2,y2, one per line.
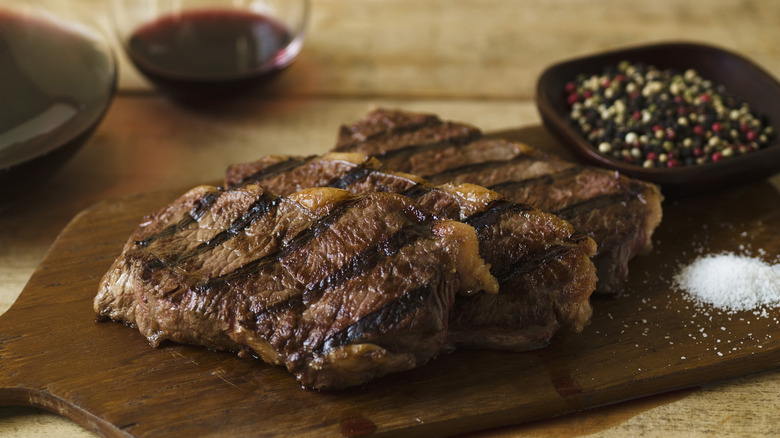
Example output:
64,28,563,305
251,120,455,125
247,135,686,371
674,252,780,312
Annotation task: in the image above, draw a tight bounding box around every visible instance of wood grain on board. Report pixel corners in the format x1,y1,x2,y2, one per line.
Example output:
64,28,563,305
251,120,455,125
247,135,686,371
2,129,780,437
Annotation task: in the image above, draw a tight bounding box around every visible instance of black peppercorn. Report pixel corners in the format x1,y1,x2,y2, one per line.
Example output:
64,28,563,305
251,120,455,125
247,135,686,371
565,61,775,168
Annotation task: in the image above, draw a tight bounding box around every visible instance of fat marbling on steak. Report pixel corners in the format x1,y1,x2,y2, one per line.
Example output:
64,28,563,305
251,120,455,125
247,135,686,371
94,184,497,390
332,108,664,295
225,152,598,351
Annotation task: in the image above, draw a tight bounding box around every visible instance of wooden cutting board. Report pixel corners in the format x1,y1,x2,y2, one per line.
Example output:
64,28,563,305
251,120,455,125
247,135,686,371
2,134,780,437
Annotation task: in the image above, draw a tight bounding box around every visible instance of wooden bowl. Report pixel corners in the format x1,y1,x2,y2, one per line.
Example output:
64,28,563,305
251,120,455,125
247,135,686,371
535,41,780,195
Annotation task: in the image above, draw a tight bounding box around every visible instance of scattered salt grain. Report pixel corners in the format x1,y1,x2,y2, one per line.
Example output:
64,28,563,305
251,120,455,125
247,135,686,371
674,252,780,312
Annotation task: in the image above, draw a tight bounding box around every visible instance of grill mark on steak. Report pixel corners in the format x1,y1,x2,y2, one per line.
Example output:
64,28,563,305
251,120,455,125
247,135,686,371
326,159,374,189
464,199,533,231
223,153,598,352
194,191,281,254
334,115,448,152
233,156,315,188
552,192,637,221
136,189,224,247
316,282,433,356
490,244,579,283
376,135,482,160
487,166,583,191
201,196,437,308
138,191,284,283
332,108,664,296
423,154,539,181
464,199,583,284
331,166,442,207
301,223,431,304
97,185,494,389
400,182,434,200
206,196,367,291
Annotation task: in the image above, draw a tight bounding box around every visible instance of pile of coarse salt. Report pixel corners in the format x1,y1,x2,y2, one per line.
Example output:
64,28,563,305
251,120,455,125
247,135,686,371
674,252,780,313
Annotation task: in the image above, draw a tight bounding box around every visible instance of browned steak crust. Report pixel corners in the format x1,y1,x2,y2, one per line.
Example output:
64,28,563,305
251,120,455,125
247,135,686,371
226,153,598,351
95,185,496,389
332,108,663,295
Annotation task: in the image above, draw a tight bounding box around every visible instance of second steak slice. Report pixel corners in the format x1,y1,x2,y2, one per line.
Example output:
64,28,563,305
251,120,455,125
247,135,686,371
333,108,664,295
226,153,598,351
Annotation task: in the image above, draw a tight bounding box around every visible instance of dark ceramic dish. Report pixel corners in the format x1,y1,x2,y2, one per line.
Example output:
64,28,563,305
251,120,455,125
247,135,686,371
535,41,780,195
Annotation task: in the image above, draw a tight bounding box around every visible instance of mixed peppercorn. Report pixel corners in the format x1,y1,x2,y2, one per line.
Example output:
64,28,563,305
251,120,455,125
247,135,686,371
565,61,775,168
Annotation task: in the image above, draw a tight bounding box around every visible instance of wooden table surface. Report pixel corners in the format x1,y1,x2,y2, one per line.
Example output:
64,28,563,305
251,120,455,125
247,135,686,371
2,0,780,436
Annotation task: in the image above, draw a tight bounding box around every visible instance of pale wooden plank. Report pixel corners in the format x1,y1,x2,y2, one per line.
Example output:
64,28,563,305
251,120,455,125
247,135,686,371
74,0,780,98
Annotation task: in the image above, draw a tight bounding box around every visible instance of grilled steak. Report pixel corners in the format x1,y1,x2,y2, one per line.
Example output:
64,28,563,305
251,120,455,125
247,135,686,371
226,153,598,351
95,184,497,390
333,108,664,295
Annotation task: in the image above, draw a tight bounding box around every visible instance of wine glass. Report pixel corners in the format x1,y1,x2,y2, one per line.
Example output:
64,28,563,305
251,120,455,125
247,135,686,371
0,0,117,207
110,0,310,102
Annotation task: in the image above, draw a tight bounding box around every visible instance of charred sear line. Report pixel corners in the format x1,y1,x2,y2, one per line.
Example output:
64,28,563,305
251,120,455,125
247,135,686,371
325,161,374,189
423,153,537,181
301,223,431,304
191,190,224,221
400,201,435,225
234,155,315,187
492,244,577,283
377,130,484,161
553,192,636,221
135,189,224,247
262,292,305,318
464,200,533,230
202,197,365,291
335,116,443,151
200,191,281,250
139,257,168,283
400,182,434,201
569,232,591,244
487,166,583,191
138,191,282,273
315,282,434,355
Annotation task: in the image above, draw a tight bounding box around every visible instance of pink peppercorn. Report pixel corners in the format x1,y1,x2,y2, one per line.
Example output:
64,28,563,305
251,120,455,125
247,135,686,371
565,61,775,169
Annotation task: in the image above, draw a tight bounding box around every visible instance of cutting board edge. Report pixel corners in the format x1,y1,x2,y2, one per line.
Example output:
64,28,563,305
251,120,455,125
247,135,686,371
0,386,132,438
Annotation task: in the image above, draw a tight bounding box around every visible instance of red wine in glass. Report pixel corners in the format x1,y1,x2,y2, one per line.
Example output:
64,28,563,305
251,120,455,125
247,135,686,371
125,8,297,101
0,9,116,206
